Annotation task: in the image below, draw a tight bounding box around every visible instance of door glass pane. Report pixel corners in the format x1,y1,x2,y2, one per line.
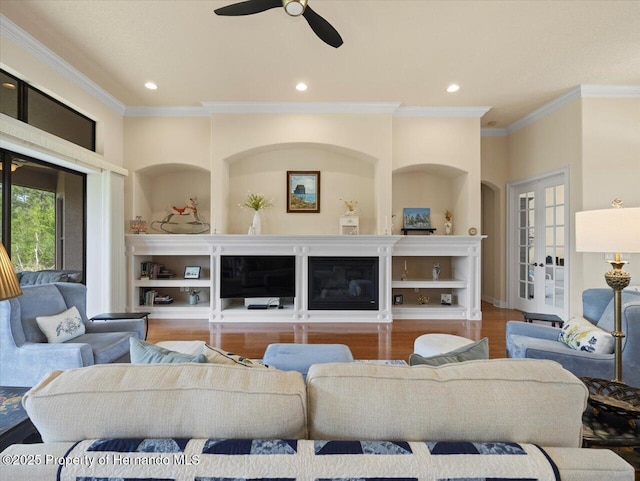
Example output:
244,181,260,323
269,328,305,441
518,191,537,301
544,183,565,308
9,155,85,277
555,206,564,225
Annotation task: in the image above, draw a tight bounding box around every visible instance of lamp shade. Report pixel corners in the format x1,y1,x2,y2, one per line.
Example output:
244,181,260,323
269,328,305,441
0,242,22,300
575,207,640,253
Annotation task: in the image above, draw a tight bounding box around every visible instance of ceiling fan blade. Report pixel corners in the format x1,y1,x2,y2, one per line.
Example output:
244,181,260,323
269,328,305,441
302,5,343,48
214,0,281,16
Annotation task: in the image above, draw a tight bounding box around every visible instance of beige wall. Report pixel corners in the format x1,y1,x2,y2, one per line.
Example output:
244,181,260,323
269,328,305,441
507,100,583,313
392,117,482,232
1,40,124,166
211,113,392,233
123,117,211,225
506,97,640,314
580,98,640,290
1,31,127,313
228,145,375,235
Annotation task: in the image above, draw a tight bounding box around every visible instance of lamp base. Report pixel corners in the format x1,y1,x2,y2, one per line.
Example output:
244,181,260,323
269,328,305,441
604,262,630,384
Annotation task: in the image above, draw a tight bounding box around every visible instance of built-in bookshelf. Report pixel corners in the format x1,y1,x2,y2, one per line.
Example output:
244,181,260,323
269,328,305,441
125,234,483,322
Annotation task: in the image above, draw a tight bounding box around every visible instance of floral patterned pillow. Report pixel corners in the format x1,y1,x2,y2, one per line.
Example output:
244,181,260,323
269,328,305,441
558,316,614,354
202,344,270,368
36,306,85,343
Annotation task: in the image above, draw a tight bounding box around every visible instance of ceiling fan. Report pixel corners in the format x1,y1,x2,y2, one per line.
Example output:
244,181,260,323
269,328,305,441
214,0,343,48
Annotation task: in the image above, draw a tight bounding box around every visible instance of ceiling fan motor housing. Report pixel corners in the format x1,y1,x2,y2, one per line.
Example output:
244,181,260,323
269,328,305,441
283,0,307,16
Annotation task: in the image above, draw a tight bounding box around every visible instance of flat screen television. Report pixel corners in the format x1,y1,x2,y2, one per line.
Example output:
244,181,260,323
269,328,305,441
220,255,296,299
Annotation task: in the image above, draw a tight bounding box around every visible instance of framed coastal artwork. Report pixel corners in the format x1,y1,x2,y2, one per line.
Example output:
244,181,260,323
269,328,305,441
287,171,320,213
403,208,431,229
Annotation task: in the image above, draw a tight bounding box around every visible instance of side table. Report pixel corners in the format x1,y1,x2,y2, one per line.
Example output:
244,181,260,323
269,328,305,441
90,312,151,340
580,377,640,449
0,386,41,451
522,312,564,328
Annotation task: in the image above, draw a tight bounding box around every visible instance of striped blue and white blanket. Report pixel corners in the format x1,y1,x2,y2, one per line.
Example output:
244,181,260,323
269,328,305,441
56,438,560,481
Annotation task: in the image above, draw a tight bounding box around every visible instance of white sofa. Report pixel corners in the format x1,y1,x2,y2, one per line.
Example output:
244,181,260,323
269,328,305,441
1,359,634,480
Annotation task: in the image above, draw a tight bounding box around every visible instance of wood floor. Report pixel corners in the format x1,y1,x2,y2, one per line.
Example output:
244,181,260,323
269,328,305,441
147,302,523,361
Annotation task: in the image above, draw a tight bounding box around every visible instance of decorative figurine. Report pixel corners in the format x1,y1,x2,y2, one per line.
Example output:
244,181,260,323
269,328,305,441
445,210,453,235
417,295,430,305
432,262,441,280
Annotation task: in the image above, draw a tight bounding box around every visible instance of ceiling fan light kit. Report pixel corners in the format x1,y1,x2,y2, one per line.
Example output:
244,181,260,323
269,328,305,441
284,0,306,16
215,0,343,48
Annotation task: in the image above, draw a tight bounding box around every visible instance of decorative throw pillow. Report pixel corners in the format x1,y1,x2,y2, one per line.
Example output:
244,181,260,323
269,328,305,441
35,306,85,343
558,316,614,354
130,338,208,364
409,337,489,366
202,344,270,368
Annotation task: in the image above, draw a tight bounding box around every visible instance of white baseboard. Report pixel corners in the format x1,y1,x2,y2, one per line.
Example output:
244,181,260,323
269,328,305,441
482,295,509,309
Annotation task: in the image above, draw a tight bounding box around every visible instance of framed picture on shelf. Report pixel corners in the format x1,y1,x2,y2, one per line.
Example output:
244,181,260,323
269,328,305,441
393,294,404,305
184,266,201,279
403,208,431,229
287,171,320,213
441,293,452,305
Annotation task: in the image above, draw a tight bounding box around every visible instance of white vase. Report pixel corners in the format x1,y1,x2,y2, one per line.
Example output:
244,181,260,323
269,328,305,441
250,210,261,235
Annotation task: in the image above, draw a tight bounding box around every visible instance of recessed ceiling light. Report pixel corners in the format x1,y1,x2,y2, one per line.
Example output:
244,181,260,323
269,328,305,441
144,82,158,90
295,82,308,92
446,84,460,93
2,82,16,90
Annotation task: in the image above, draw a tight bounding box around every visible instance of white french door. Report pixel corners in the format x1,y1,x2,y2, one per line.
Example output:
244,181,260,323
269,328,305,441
508,170,568,317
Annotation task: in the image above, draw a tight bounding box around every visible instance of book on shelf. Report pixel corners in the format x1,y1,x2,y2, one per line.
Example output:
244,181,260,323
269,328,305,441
140,262,175,280
140,288,157,306
154,295,174,305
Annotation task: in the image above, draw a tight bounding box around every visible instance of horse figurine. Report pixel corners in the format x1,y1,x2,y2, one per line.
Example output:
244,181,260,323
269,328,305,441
160,197,201,223
153,196,209,234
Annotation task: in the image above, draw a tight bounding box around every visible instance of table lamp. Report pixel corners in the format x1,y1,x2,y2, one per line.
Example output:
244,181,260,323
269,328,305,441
0,242,22,301
575,199,640,383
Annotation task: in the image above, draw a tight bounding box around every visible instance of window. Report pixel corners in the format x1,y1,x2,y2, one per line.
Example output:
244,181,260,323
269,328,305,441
1,69,96,151
1,150,86,280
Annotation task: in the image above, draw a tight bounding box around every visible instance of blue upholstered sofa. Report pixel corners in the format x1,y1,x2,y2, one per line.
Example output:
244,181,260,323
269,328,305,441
506,288,640,387
0,283,144,387
16,269,82,286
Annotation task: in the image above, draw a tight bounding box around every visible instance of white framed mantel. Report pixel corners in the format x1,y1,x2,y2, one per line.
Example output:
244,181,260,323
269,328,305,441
125,234,483,323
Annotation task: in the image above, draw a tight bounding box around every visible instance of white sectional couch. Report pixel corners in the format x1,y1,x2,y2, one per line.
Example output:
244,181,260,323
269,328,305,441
1,358,634,480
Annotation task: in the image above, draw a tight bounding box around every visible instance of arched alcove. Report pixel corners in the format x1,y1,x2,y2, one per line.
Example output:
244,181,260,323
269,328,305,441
134,163,211,233
225,142,378,235
392,163,468,234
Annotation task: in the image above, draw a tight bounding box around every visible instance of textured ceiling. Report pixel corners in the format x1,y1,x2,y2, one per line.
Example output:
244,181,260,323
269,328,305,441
1,0,639,127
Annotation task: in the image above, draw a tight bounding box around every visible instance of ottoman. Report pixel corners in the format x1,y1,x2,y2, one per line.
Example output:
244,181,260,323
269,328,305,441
413,334,474,357
263,343,354,376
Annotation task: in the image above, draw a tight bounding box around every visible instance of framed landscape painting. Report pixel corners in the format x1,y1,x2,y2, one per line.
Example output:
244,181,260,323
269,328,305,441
403,208,431,229
287,171,320,213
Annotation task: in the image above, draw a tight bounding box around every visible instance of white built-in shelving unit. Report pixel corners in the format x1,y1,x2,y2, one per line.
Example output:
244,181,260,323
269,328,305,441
125,234,483,322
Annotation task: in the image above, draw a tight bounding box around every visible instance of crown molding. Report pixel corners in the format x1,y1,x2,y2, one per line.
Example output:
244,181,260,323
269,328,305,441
0,15,126,115
580,84,640,98
393,106,491,118
125,106,209,117
506,84,640,134
481,128,508,137
202,102,401,115
506,86,582,134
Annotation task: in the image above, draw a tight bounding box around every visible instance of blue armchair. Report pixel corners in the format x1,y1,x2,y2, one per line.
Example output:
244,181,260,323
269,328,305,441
0,283,144,387
506,288,640,388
